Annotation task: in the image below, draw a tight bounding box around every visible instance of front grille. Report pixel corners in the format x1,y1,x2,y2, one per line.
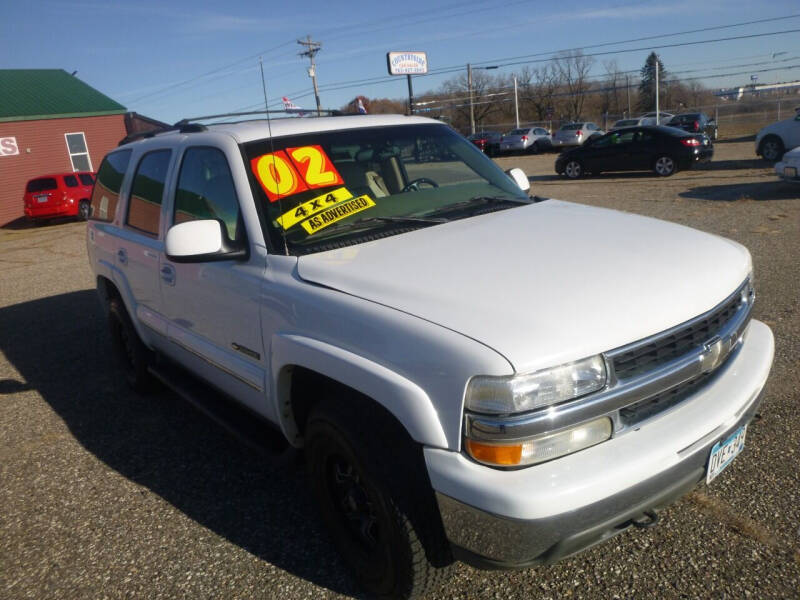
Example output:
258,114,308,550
611,283,747,381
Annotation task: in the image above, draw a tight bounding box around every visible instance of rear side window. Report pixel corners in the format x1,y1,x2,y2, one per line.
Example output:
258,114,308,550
78,173,94,186
26,178,57,193
127,150,172,236
90,150,132,222
64,175,79,187
174,147,242,242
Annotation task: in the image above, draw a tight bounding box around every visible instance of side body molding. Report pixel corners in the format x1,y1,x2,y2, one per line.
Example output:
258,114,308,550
271,333,448,448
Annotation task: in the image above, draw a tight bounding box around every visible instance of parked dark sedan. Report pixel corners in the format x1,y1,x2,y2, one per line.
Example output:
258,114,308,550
555,126,713,179
467,131,502,155
667,112,718,140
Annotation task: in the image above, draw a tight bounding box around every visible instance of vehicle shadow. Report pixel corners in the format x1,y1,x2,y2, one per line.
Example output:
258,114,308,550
696,159,770,171
679,181,799,202
0,290,359,597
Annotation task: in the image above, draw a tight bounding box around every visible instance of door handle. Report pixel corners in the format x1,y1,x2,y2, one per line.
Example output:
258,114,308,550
117,248,128,265
160,264,175,286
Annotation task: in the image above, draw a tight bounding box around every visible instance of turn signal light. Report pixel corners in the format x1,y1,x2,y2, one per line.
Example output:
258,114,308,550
465,440,522,466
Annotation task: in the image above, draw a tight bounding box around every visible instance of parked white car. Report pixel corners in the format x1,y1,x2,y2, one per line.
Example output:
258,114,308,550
87,114,773,600
775,145,800,183
755,107,800,161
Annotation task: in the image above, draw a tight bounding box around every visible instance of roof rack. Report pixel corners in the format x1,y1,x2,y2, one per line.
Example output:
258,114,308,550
175,108,345,124
117,108,350,146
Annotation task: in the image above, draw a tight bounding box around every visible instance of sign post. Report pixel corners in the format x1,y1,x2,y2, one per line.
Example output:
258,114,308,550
387,52,428,115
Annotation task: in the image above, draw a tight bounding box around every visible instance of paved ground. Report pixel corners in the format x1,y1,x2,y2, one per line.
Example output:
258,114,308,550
1,140,798,599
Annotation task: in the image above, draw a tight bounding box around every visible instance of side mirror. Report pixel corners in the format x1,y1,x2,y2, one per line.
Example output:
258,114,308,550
165,220,247,263
505,167,530,192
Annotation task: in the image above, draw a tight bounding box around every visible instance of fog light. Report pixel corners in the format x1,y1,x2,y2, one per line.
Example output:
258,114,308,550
466,417,612,467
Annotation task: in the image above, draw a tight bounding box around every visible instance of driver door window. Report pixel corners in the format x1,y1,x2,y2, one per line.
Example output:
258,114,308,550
174,147,242,242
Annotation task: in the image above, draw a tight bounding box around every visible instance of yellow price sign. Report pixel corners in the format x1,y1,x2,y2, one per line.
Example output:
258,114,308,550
300,195,376,235
276,187,353,230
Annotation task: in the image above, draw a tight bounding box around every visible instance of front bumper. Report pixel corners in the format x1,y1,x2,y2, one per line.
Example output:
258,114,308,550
775,160,800,183
425,319,774,569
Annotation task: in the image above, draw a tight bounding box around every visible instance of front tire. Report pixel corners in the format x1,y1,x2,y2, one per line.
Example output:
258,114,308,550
108,297,156,393
760,136,784,162
564,159,583,179
306,402,452,599
653,155,676,176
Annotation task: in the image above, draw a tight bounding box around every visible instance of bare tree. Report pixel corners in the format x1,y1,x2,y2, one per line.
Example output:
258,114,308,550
439,70,503,131
553,50,594,120
518,64,561,122
599,60,622,120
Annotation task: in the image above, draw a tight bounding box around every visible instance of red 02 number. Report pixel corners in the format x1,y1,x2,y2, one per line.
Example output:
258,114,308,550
287,145,343,190
250,151,309,202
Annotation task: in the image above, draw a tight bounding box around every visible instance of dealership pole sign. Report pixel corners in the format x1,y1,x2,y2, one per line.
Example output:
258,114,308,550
387,52,427,115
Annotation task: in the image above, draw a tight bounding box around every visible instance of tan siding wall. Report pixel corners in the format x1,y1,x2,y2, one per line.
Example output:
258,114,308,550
0,114,126,226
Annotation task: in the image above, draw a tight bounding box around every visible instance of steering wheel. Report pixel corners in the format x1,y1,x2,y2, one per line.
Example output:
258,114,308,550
400,178,439,193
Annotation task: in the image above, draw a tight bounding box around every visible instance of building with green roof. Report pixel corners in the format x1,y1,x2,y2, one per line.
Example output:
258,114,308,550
0,69,130,225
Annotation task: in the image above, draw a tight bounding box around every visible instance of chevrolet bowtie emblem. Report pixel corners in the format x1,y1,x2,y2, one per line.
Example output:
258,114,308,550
699,336,726,373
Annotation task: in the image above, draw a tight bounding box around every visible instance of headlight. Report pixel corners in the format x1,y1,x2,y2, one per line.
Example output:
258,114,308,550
466,417,613,467
465,355,607,415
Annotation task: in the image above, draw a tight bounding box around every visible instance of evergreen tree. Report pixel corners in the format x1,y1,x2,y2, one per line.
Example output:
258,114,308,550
638,52,666,113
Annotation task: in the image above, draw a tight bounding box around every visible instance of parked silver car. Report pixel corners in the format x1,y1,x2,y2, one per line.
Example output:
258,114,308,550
610,117,644,130
498,127,552,154
640,112,674,126
552,122,604,147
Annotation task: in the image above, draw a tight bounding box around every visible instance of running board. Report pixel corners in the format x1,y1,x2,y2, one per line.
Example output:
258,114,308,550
148,362,297,465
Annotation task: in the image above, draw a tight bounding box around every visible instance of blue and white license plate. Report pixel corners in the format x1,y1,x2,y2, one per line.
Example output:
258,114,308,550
706,425,747,484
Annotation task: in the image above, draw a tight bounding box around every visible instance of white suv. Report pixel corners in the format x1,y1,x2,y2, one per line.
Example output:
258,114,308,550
87,114,774,599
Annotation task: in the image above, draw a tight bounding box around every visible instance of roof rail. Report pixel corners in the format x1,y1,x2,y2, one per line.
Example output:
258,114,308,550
175,108,345,124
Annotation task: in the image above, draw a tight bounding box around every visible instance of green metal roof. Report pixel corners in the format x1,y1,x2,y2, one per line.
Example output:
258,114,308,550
0,69,127,122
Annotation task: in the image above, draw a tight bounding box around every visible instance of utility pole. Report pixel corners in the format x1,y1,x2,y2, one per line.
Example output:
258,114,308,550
655,59,660,124
468,63,475,135
298,36,322,116
513,75,520,129
626,74,631,117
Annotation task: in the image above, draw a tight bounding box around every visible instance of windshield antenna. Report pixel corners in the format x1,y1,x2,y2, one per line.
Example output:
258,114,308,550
260,56,289,255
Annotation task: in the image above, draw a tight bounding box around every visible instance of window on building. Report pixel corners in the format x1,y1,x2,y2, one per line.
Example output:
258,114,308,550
65,132,92,171
174,147,242,242
127,150,171,236
90,150,132,222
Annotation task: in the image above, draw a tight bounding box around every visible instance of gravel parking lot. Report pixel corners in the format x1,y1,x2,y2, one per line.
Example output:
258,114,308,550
1,139,798,599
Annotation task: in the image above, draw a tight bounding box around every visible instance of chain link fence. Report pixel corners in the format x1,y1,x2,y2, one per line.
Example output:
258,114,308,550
472,96,799,139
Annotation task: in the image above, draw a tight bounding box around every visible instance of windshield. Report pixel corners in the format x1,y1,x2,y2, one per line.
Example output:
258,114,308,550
244,123,529,255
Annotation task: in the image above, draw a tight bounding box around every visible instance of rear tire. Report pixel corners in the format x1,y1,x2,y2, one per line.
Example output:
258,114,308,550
108,297,156,393
760,136,784,162
78,200,90,221
305,401,453,599
653,155,676,176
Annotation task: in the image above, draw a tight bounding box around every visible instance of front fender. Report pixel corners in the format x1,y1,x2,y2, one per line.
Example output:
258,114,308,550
271,333,448,448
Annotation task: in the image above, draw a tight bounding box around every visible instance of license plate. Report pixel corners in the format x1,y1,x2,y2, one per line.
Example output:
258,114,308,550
36,195,48,203
706,425,747,484
784,166,797,178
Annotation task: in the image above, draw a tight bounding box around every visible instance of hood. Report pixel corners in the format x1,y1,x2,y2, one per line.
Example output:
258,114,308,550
297,200,751,373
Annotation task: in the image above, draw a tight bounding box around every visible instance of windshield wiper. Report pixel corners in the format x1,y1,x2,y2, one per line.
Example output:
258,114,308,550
420,195,532,218
312,215,447,237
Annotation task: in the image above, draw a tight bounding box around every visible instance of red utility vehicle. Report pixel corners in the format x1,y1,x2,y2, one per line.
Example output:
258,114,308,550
24,172,95,223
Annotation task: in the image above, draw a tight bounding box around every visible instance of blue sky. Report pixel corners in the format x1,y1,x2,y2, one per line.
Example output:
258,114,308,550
3,0,800,123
